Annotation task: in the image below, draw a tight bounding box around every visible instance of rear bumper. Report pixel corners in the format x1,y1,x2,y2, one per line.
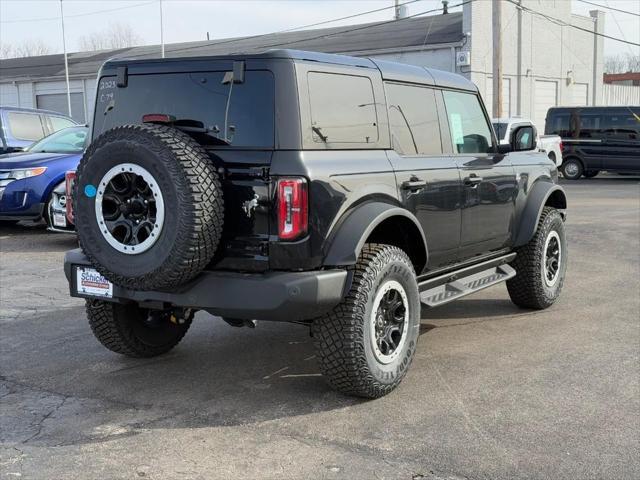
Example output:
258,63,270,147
64,249,348,322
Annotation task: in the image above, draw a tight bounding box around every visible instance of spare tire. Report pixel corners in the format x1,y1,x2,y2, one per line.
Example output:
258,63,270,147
74,124,223,290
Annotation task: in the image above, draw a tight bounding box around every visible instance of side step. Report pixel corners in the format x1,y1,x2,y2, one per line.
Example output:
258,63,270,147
419,262,516,308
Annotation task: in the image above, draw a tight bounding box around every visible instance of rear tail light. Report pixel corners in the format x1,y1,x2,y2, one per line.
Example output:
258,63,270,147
559,141,564,152
65,170,76,225
277,177,308,241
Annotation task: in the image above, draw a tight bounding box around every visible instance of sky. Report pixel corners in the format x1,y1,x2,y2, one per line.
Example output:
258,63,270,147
1,0,639,58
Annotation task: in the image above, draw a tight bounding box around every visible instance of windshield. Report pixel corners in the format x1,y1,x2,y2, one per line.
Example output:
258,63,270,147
492,122,508,141
28,126,88,154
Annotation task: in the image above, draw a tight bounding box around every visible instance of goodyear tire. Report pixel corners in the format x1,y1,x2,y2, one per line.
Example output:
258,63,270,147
74,124,223,290
86,299,192,358
312,244,420,398
507,207,567,309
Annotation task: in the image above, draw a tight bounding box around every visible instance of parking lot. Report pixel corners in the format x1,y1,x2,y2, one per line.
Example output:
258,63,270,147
1,175,638,480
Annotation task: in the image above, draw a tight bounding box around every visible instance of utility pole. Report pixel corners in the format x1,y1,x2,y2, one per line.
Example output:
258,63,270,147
159,0,165,58
394,0,400,20
59,0,72,117
516,0,522,116
492,0,503,118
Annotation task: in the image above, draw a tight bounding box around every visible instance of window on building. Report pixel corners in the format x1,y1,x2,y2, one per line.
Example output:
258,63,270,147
7,112,46,141
385,83,442,155
442,91,493,154
307,72,378,144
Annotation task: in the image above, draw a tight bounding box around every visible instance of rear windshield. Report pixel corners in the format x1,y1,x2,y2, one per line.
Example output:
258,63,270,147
94,70,275,148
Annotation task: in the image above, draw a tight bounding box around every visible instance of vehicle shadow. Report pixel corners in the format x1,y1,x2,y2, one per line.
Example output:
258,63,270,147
0,222,77,253
1,291,538,448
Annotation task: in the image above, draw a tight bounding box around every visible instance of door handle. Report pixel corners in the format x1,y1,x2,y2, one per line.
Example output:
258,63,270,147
401,179,427,190
464,174,483,186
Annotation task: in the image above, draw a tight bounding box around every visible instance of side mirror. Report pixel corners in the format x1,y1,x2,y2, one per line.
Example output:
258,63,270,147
497,143,511,154
511,126,537,151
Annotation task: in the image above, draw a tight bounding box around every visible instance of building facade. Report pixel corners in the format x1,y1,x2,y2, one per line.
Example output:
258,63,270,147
0,0,605,132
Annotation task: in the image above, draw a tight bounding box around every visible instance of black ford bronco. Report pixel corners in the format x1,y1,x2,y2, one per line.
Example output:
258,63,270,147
65,50,567,398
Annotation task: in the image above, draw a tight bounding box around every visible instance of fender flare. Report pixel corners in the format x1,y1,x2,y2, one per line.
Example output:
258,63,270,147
323,201,428,268
514,181,567,247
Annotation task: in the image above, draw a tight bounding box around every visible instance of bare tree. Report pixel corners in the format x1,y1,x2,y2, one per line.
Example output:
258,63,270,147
79,22,142,51
626,53,640,73
0,39,51,59
604,53,640,74
0,43,13,59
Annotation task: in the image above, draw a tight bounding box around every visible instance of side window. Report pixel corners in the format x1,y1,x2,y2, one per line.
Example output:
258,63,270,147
548,113,570,137
7,112,46,141
49,116,76,133
307,72,378,144
385,83,442,155
602,112,639,140
577,113,602,138
442,91,494,154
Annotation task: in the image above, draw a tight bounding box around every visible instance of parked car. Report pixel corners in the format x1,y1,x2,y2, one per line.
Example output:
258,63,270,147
492,117,563,166
0,125,88,231
545,106,640,179
64,50,567,398
0,106,78,154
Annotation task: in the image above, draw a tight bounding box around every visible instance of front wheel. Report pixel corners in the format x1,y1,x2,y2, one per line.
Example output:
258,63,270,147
507,207,567,309
560,158,583,180
312,244,421,398
86,300,192,357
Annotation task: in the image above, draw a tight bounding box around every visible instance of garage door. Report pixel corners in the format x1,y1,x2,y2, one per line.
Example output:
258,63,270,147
36,93,85,123
485,77,511,117
569,83,589,107
534,80,558,133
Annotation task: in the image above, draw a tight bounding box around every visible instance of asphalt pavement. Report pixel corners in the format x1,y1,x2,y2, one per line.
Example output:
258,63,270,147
1,175,638,480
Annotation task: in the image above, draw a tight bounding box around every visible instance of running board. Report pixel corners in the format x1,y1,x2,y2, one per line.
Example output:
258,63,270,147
419,261,516,308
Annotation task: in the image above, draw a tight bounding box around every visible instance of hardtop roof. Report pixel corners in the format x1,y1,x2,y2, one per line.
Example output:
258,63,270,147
102,49,477,92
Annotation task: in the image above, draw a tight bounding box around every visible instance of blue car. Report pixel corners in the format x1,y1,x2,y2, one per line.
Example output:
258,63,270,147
0,126,88,231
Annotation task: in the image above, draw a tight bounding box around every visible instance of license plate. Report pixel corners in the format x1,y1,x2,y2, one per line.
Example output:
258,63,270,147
76,267,113,298
53,212,67,227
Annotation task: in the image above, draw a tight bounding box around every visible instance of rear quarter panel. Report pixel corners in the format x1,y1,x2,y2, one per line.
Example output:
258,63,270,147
268,150,399,269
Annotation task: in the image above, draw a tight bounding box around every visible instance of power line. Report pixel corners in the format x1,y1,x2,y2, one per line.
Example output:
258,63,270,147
575,0,640,18
143,0,429,55
0,1,155,24
604,0,636,57
276,0,427,33
507,0,640,47
0,0,461,68
157,0,471,58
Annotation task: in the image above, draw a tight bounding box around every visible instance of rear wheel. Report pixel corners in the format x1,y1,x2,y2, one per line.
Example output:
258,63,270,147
560,158,583,180
507,207,567,309
86,300,192,358
312,244,420,398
